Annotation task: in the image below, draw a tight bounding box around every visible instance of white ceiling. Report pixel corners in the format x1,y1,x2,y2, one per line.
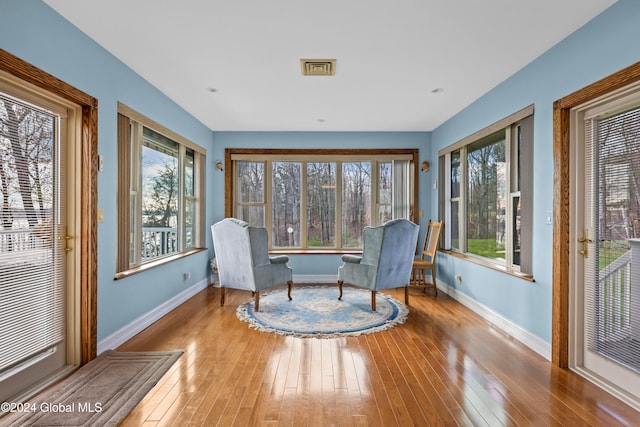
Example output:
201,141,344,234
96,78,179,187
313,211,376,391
44,0,616,132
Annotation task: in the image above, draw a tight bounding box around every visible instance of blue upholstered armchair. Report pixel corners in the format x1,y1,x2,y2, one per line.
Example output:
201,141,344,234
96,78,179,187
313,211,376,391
337,219,419,310
212,218,293,311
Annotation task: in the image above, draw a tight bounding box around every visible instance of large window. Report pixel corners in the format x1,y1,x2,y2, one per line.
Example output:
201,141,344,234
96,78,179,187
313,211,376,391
116,104,205,276
439,106,533,274
227,149,418,251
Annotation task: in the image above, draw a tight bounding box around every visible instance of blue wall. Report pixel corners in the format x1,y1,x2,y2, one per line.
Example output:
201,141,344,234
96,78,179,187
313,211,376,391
429,0,640,344
2,0,639,349
0,0,215,341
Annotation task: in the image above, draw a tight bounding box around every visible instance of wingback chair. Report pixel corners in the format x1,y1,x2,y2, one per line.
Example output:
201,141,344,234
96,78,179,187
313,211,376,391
337,218,419,310
211,218,293,311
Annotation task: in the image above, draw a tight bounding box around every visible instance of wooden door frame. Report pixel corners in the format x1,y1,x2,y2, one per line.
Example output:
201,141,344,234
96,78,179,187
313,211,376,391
0,49,98,364
552,61,640,367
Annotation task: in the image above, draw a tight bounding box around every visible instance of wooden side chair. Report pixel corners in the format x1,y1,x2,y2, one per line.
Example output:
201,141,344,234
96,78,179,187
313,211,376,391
412,220,443,296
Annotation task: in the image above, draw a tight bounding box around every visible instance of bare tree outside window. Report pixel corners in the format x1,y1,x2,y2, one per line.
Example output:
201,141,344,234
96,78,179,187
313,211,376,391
272,162,301,247
307,162,336,247
466,134,506,260
440,108,532,272
378,162,392,224
578,95,640,377
230,150,417,251
140,129,179,259
342,162,371,248
117,105,206,273
184,149,195,248
236,161,265,226
0,94,54,252
450,151,461,250
597,105,640,266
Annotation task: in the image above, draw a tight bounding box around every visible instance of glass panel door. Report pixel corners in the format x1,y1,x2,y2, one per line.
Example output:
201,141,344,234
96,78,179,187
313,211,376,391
575,93,640,407
0,91,68,402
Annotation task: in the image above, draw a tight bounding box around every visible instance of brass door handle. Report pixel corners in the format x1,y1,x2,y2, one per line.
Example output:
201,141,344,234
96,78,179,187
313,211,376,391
58,234,73,252
577,230,593,257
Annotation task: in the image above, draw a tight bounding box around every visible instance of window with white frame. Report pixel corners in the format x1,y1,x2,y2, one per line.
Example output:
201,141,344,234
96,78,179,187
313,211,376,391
116,104,205,276
439,106,533,274
227,149,418,251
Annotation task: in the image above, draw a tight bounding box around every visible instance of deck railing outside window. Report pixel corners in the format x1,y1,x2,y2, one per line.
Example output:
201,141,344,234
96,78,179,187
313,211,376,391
141,227,178,260
0,229,43,252
599,250,631,341
1,227,179,261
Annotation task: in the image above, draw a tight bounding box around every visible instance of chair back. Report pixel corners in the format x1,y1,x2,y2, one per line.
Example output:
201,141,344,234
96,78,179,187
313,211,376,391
373,219,420,288
211,218,258,290
420,220,443,262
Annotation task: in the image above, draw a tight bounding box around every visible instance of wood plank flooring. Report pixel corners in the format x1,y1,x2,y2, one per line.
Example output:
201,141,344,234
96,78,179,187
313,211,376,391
117,285,640,426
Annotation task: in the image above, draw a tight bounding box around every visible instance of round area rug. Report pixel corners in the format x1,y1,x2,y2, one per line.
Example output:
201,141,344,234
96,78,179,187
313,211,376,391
236,285,408,338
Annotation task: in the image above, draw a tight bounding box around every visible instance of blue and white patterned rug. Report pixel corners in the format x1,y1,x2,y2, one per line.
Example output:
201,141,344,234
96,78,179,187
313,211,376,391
236,285,409,338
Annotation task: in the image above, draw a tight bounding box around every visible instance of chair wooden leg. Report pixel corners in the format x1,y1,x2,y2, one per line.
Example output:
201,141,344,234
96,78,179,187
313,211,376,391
431,266,438,296
255,291,260,312
220,287,225,307
338,280,343,300
405,285,409,305
415,268,425,290
287,280,293,300
371,291,377,311
423,270,428,293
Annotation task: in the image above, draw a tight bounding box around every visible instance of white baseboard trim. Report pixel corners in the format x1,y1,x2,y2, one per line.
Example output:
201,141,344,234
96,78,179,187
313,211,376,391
436,280,552,361
97,278,211,354
293,274,337,283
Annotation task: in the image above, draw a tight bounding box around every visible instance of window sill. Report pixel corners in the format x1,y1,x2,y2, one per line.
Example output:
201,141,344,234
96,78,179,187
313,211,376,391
269,249,362,255
440,249,535,282
114,247,208,280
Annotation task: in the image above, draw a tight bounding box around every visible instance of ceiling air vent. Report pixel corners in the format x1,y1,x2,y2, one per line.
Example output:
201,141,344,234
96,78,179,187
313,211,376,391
300,59,336,76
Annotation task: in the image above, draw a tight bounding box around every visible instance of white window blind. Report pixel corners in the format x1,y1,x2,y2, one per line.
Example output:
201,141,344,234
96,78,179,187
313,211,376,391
584,104,640,374
392,159,411,220
0,92,65,376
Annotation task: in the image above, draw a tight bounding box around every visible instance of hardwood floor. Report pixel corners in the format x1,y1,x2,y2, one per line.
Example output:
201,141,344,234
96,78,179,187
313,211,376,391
117,284,640,426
